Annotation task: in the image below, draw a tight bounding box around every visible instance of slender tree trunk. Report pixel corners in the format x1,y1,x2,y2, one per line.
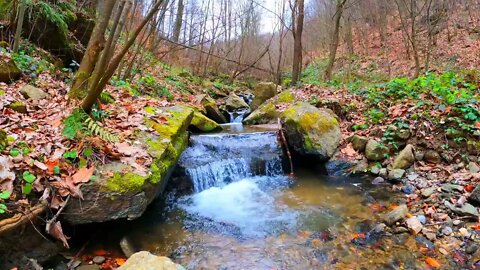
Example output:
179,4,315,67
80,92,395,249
173,0,185,42
109,0,133,60
13,0,27,53
291,0,304,85
82,0,165,112
324,0,347,81
69,0,116,99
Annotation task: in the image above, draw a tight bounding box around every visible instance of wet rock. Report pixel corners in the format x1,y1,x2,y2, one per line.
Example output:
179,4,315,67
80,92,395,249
325,156,367,176
441,226,453,236
469,162,480,174
406,217,423,234
64,106,194,224
384,204,408,225
8,101,27,113
402,184,415,194
225,93,249,111
417,215,426,224
370,164,381,175
250,82,277,110
379,168,388,177
200,95,227,124
0,58,21,83
415,236,435,251
392,144,415,169
349,135,368,152
190,111,222,132
20,85,47,100
469,184,480,205
424,150,441,164
118,251,185,270
93,256,105,264
393,226,409,234
441,184,464,193
424,232,437,241
372,177,385,185
445,201,478,217
243,90,295,125
466,244,479,254
388,169,405,181
421,187,436,198
365,140,389,161
77,266,100,270
281,102,341,161
415,151,425,161
120,236,135,258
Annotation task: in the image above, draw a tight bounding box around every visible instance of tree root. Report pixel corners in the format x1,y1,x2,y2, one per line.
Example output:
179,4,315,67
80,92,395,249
0,202,47,236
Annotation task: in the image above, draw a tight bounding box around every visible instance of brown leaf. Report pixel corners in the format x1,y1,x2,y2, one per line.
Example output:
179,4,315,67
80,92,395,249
71,166,95,184
34,160,48,171
47,221,70,248
115,142,143,156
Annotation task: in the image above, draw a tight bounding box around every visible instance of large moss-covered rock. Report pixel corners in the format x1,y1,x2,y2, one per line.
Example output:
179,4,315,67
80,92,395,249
64,106,194,224
281,102,341,161
243,90,295,125
251,82,277,110
200,95,227,124
118,251,185,270
0,58,21,83
190,111,222,132
224,93,249,111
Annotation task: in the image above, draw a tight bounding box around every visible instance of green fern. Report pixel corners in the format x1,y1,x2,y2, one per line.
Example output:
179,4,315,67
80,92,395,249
100,92,115,104
84,117,119,143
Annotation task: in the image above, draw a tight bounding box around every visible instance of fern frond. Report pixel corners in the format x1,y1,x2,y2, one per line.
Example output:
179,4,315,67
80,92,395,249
84,117,119,143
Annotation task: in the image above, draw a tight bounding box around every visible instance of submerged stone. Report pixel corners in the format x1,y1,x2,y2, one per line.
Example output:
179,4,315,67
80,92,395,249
64,106,194,224
281,102,341,161
383,204,408,225
118,251,185,270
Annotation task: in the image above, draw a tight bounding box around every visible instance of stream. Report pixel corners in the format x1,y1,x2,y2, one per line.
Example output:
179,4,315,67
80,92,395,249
79,126,449,269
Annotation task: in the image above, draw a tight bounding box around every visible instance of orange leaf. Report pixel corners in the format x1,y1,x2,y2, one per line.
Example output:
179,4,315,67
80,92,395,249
116,258,126,266
93,249,108,256
475,122,480,129
466,184,474,192
425,257,441,268
72,166,95,184
45,159,59,174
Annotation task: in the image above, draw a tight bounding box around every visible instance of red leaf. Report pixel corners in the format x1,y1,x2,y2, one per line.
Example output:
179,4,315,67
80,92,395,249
72,166,95,184
425,257,441,268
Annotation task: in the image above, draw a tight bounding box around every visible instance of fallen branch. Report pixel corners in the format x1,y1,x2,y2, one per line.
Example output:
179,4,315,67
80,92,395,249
46,195,71,248
278,118,294,176
0,202,47,236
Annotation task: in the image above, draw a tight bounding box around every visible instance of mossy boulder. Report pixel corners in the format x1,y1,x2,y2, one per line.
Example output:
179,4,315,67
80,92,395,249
64,106,194,224
365,140,389,161
190,111,222,132
200,95,227,124
251,82,277,110
8,101,27,113
0,58,21,83
281,102,341,161
243,90,295,125
224,93,249,111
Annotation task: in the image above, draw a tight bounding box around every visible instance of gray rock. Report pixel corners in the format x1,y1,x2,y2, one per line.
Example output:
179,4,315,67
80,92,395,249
441,184,464,193
445,201,478,217
224,93,250,111
468,162,480,174
365,140,389,161
392,144,415,169
118,251,185,270
120,236,135,258
469,184,480,205
379,168,388,177
421,187,436,198
92,256,105,264
20,85,47,100
372,177,385,185
406,217,423,234
388,169,405,181
370,165,381,175
393,226,409,234
415,151,425,161
424,150,441,164
466,244,479,254
76,266,100,270
200,95,227,124
250,82,277,110
396,129,411,140
441,226,453,236
384,204,408,225
0,58,22,83
350,135,368,152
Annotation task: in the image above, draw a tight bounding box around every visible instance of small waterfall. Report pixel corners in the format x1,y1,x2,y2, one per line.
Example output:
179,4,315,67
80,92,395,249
178,132,285,192
227,108,249,123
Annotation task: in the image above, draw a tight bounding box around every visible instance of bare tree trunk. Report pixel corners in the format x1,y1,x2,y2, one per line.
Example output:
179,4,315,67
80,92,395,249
109,0,133,60
173,0,185,42
70,0,116,99
291,0,305,85
324,0,347,81
82,0,165,112
13,0,27,53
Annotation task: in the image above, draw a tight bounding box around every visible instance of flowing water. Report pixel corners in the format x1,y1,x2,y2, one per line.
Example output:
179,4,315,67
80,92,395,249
80,128,451,269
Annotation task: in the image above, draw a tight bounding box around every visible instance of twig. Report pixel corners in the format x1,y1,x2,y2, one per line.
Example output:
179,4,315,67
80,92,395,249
278,118,294,176
45,195,70,232
0,202,47,235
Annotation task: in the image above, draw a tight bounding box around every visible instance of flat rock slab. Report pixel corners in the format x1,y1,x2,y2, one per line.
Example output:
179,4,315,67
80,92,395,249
118,251,185,270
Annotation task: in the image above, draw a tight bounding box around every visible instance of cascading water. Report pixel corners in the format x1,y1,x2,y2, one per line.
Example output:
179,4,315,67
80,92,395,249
227,108,249,123
178,131,285,192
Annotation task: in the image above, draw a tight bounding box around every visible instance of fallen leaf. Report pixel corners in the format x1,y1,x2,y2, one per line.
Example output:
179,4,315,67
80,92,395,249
115,142,143,156
425,257,441,268
47,221,70,248
34,160,48,171
72,166,95,184
116,258,126,266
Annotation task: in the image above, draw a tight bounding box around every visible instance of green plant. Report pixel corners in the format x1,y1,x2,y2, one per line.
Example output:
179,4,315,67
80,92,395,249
22,171,36,195
63,150,77,159
0,204,7,214
0,191,11,200
62,109,119,142
366,108,385,123
352,123,369,131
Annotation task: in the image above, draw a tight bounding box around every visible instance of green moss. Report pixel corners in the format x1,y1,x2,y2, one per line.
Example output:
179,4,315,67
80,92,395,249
191,112,221,132
144,106,156,114
8,101,27,113
0,89,5,96
277,90,295,103
105,172,147,193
